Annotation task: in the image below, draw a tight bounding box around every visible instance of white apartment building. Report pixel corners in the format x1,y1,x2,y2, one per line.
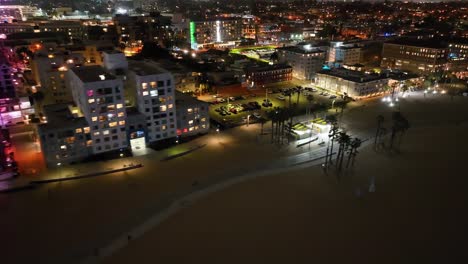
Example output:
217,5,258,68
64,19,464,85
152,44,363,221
67,66,128,154
316,68,388,98
328,42,361,66
277,44,327,80
129,61,177,143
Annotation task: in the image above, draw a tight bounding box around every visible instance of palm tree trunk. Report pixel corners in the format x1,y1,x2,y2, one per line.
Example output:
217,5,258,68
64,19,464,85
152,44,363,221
374,123,380,147
346,148,353,168
389,127,397,149
271,121,274,143
329,137,335,165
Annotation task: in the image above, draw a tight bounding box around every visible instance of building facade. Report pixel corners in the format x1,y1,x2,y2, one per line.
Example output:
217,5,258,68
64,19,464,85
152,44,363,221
277,44,327,80
246,64,293,86
67,66,128,154
129,61,177,143
188,18,242,50
316,68,388,98
381,39,448,74
175,91,209,137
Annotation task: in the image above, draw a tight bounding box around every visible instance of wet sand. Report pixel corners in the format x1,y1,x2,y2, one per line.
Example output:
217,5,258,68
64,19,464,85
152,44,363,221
105,123,468,264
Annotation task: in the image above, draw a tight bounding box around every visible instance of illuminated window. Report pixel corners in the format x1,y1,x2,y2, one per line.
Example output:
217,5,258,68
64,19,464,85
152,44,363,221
60,145,66,150
150,90,158,97
103,130,109,135
93,132,100,136
75,128,82,133
201,117,206,122
109,122,117,127
161,125,167,131
117,103,123,109
188,120,194,125
168,104,173,109
189,127,194,131
86,140,93,146
142,91,149,96
160,105,167,112
108,105,115,111
88,99,95,103
202,124,206,128
150,81,157,88
118,112,124,117
84,127,90,133
142,83,148,89
87,90,94,97
119,121,126,126
187,108,193,113
92,116,97,122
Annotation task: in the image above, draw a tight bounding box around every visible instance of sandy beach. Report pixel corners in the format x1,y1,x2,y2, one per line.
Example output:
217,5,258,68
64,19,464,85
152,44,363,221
104,122,468,264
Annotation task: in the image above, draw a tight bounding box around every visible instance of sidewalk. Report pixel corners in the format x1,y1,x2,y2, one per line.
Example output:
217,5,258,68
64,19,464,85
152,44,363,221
0,132,214,193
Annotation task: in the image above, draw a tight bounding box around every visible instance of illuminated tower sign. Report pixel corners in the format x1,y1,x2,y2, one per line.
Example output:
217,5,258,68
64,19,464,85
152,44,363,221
190,21,197,50
216,20,222,43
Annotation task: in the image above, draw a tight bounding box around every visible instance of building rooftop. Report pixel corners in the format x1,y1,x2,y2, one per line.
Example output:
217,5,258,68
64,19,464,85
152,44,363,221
317,68,387,83
386,38,448,49
246,63,292,73
128,60,168,76
71,66,117,83
39,103,88,131
175,91,208,107
277,45,326,54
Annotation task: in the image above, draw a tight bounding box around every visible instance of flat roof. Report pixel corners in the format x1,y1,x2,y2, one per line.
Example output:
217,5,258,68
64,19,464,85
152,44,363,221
318,68,387,83
128,60,168,76
277,46,326,54
71,66,116,83
175,91,209,107
386,38,448,49
246,63,292,73
39,103,88,131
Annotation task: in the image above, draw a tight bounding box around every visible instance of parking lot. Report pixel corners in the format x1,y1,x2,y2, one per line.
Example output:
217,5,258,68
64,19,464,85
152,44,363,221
207,86,344,127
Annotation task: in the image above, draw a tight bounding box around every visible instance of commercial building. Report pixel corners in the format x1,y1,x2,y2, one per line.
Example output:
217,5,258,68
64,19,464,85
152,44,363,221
188,18,242,50
0,5,42,21
277,44,327,80
67,66,128,154
175,91,209,137
245,64,293,86
381,38,448,74
316,68,388,98
128,60,177,144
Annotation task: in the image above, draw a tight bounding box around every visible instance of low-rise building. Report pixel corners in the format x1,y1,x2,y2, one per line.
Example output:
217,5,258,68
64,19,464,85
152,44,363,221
316,68,388,98
175,91,209,137
245,64,292,86
0,55,16,99
381,38,448,74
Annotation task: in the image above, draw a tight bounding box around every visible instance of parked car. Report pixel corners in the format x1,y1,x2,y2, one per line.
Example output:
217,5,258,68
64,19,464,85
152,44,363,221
277,95,286,100
253,112,262,119
329,95,337,99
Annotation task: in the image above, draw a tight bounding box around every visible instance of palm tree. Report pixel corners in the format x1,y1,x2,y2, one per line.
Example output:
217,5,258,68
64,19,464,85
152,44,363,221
374,115,384,148
346,138,362,168
389,112,410,149
337,132,351,171
306,95,314,116
259,117,267,135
